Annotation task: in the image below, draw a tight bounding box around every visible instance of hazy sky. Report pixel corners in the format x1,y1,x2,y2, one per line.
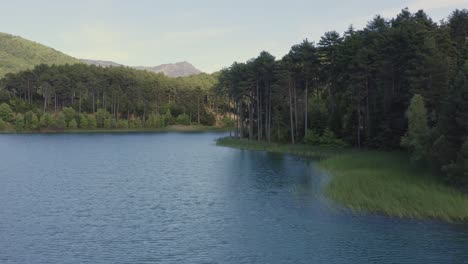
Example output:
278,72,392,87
1,0,466,72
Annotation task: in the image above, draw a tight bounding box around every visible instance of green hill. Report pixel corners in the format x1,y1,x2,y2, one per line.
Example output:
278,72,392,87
0,32,81,78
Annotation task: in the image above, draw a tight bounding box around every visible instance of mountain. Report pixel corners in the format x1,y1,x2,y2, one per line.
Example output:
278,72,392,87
80,59,123,68
81,59,202,77
135,61,202,77
0,32,81,78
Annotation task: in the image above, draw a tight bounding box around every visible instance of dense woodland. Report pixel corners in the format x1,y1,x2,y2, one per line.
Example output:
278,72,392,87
0,64,220,130
0,8,467,189
215,9,468,188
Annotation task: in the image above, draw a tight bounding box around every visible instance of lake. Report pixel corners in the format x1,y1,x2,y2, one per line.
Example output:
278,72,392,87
0,132,467,263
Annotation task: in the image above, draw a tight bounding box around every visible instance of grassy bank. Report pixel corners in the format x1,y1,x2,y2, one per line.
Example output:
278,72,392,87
216,137,468,222
0,125,226,134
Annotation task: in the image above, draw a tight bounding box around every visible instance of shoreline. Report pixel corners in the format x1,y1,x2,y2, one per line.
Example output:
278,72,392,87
0,125,227,134
216,137,468,223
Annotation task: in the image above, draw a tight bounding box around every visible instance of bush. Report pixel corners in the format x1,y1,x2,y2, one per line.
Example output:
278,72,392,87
30,113,39,130
15,114,24,132
117,119,128,129
176,113,190,125
103,118,112,129
53,113,66,129
134,118,143,129
0,103,13,122
68,119,78,129
79,114,88,128
128,120,136,129
164,109,174,126
62,107,76,125
39,113,52,128
304,130,321,145
146,113,161,128
0,118,6,130
95,109,111,128
304,128,347,147
401,94,430,162
87,114,97,129
24,111,34,130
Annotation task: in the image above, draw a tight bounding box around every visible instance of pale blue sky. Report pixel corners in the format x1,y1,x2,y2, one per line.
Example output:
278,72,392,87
1,0,466,72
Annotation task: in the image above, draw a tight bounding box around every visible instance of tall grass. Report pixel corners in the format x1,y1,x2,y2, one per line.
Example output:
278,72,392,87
217,137,468,222
321,152,468,222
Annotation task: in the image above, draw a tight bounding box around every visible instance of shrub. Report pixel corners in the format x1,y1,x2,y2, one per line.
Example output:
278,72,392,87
164,109,174,126
79,114,88,128
15,114,24,132
304,128,347,147
117,119,128,129
134,118,143,129
0,118,6,130
103,118,112,129
68,119,78,129
0,103,13,122
39,113,52,128
62,107,76,125
30,113,39,130
95,109,111,128
53,113,66,129
176,113,190,125
304,130,321,145
87,114,97,129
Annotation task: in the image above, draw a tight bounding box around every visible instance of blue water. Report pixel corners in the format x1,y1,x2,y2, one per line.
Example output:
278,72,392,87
0,133,467,264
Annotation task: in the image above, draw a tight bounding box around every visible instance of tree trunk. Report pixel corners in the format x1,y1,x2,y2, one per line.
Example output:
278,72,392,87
288,74,295,144
79,91,82,114
357,101,361,149
248,92,254,140
293,80,298,139
197,96,201,125
239,98,244,139
304,79,309,136
256,81,261,141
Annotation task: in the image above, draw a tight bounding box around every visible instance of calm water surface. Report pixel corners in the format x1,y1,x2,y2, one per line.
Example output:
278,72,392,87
0,133,467,264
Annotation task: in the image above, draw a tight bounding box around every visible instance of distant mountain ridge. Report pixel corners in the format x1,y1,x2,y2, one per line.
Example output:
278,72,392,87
81,59,202,77
0,32,81,78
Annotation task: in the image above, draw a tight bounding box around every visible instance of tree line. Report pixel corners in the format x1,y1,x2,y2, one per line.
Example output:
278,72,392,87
215,9,468,188
0,63,222,130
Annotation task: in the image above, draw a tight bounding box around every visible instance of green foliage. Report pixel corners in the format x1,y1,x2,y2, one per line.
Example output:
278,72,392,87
15,113,24,132
304,130,321,145
30,112,39,130
0,32,81,78
0,103,13,122
23,111,34,130
0,118,5,130
117,119,128,129
62,107,76,125
134,118,143,129
443,137,468,187
305,128,347,147
164,109,174,126
68,119,78,129
53,113,66,129
321,151,468,222
79,114,88,129
128,120,136,129
401,95,430,162
95,109,111,128
222,116,235,129
87,115,97,129
39,113,52,128
103,118,112,129
146,113,162,128
176,113,190,125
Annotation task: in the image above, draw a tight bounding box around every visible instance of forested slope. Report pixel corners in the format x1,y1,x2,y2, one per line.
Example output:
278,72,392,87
0,32,81,78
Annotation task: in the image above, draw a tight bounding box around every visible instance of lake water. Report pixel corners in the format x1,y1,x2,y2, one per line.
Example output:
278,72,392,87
0,133,467,264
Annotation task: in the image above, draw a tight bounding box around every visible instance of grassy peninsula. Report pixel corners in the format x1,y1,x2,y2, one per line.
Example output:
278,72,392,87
217,137,468,222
